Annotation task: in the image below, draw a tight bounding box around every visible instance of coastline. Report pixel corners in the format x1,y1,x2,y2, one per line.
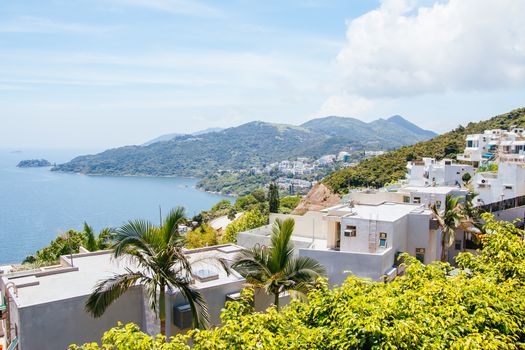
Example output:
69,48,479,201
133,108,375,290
51,169,238,197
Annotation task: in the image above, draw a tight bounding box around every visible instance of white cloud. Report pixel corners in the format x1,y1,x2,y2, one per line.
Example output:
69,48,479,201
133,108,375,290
337,0,525,97
317,93,373,117
0,16,116,34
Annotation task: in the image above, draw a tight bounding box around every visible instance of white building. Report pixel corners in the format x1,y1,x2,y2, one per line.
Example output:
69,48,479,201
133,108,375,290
0,245,286,350
457,128,525,164
405,158,473,187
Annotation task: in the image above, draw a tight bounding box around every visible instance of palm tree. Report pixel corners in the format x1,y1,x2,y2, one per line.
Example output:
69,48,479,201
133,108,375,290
85,207,209,335
431,194,464,262
83,223,116,251
232,218,325,310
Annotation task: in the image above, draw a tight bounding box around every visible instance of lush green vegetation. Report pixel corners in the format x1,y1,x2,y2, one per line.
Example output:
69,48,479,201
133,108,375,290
220,208,269,244
279,195,301,214
268,183,280,213
71,214,525,349
22,224,114,265
54,117,435,195
324,107,525,193
185,224,218,249
85,207,211,335
232,218,325,310
197,172,273,195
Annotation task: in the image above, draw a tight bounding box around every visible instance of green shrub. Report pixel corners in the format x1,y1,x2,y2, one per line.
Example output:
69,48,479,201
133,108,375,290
72,214,525,349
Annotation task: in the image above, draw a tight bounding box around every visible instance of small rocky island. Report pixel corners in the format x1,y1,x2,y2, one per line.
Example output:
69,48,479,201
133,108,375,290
17,159,52,168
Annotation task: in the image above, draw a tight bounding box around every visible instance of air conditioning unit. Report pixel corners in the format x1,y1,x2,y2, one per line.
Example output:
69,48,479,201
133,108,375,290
173,304,193,329
344,229,355,237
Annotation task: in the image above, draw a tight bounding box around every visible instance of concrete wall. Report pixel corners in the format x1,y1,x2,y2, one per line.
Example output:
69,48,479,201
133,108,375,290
406,212,436,264
270,212,327,239
167,279,245,336
347,192,404,205
299,248,394,284
17,287,144,350
166,283,290,337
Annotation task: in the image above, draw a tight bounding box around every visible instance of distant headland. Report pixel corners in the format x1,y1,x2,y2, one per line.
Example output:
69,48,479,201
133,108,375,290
17,159,52,168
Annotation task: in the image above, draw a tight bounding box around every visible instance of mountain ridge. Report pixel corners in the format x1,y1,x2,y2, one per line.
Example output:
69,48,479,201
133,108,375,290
52,115,436,186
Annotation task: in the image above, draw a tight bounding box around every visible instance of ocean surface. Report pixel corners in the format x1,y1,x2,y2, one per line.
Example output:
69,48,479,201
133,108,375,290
0,149,231,264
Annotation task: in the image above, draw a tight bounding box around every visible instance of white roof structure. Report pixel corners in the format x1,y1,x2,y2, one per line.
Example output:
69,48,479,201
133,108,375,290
2,245,244,308
324,202,427,222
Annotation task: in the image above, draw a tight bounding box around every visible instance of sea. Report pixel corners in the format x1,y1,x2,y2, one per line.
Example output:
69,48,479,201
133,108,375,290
0,149,231,264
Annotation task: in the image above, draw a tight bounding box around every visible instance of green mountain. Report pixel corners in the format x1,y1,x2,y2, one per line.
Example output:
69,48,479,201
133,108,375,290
142,127,224,146
323,107,525,194
52,116,436,179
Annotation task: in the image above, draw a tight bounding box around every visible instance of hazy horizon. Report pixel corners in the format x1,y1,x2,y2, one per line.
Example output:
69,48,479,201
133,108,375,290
2,0,525,149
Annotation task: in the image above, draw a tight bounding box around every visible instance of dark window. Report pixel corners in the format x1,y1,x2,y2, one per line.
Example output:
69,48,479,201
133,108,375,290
455,240,462,250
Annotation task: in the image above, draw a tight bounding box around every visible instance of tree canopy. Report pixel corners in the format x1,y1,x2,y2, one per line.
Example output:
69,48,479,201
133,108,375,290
72,214,525,349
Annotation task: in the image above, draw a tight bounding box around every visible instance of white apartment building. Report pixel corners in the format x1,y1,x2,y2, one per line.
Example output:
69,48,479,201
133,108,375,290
457,128,525,164
0,245,286,350
406,158,473,187
237,206,470,285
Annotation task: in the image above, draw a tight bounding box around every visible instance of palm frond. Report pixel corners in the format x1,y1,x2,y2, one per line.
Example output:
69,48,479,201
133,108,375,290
269,218,295,272
85,270,146,318
283,256,326,283
113,220,156,258
165,274,210,329
162,206,186,245
83,222,97,252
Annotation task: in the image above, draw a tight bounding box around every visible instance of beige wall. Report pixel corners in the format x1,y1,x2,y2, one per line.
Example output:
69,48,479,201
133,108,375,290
270,212,327,239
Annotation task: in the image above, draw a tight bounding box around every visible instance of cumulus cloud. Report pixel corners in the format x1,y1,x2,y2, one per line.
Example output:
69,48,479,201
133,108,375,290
337,0,525,97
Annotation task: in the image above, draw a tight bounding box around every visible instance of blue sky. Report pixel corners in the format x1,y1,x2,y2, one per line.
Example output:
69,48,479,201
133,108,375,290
1,0,525,148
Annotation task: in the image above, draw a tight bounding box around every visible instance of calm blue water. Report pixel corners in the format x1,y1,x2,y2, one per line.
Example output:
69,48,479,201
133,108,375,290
0,149,231,263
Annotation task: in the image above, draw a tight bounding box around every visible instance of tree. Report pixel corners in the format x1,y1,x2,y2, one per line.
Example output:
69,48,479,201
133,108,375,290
83,223,115,251
220,208,268,244
461,172,472,185
251,188,267,203
268,183,280,213
279,196,301,214
231,218,325,310
185,224,218,249
431,194,464,262
85,207,210,335
234,194,258,211
72,214,525,350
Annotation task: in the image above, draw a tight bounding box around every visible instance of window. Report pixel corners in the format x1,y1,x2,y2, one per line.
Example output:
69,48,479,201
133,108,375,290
379,232,387,248
435,200,442,209
413,197,421,204
344,225,356,237
455,240,462,250
504,185,513,190
403,196,410,203
415,248,425,263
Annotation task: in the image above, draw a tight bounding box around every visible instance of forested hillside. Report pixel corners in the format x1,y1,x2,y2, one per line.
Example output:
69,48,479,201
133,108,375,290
323,107,525,193
52,116,435,178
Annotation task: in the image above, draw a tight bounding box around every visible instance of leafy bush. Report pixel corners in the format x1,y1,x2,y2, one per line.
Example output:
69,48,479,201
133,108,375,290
185,224,218,249
72,214,525,349
234,194,259,211
220,208,269,244
278,196,301,214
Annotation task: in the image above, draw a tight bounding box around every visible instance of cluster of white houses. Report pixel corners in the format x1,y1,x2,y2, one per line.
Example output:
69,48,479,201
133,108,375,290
3,128,525,349
239,128,525,283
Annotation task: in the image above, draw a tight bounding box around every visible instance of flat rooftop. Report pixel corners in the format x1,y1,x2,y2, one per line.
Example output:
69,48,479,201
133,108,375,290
400,186,464,195
2,245,244,308
324,202,427,222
